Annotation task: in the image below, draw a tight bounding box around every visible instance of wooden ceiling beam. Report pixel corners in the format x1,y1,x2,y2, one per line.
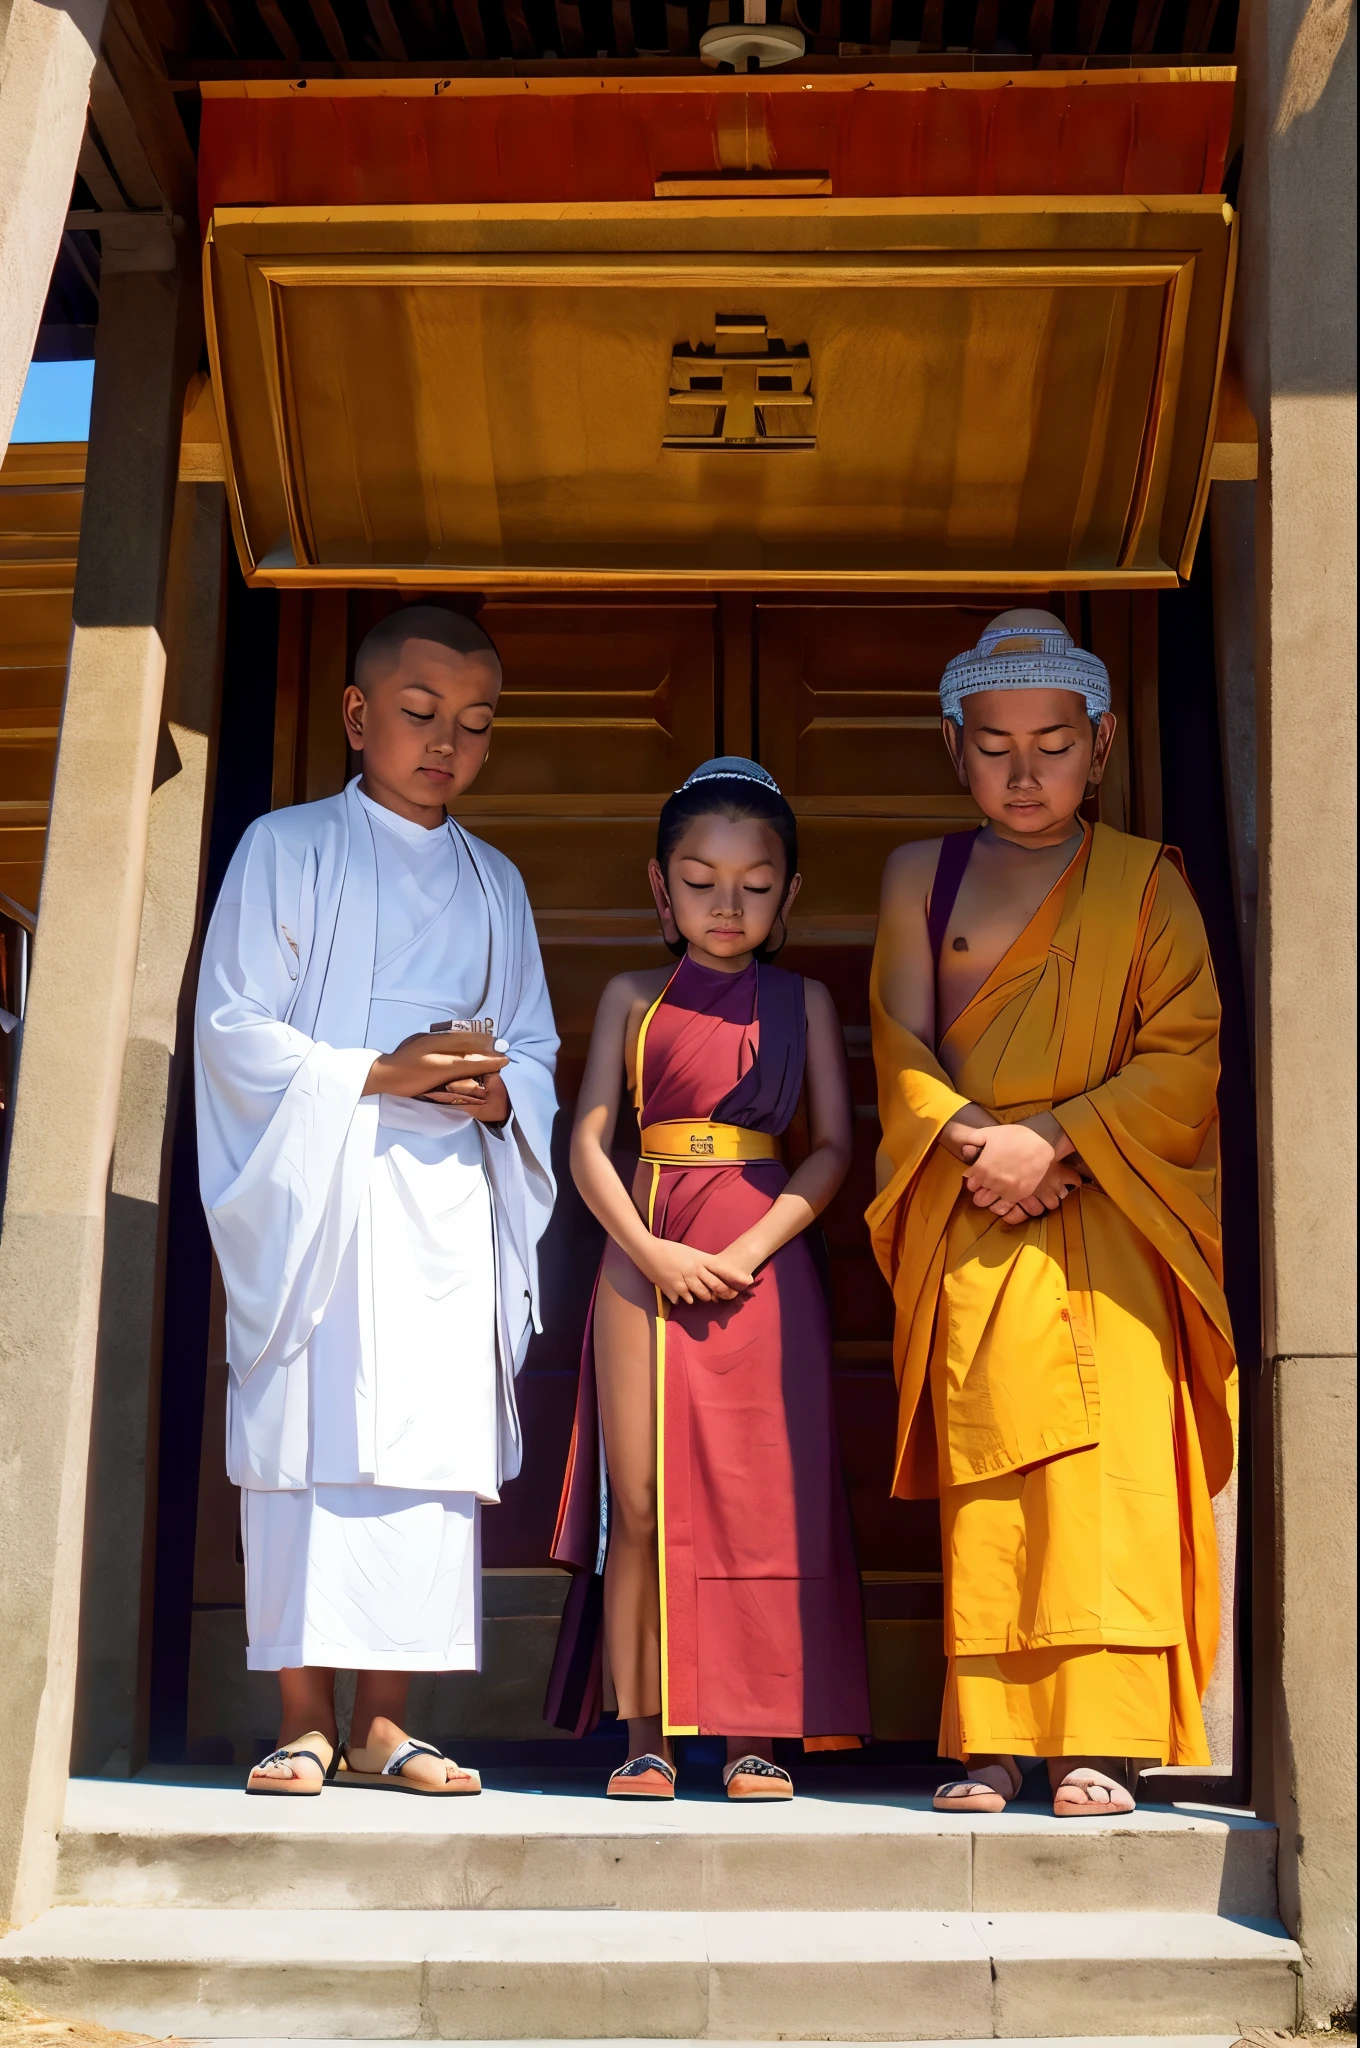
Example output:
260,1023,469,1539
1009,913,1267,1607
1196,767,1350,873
87,57,166,212
304,0,352,62
77,126,130,211
364,0,410,57
448,0,488,55
103,0,200,216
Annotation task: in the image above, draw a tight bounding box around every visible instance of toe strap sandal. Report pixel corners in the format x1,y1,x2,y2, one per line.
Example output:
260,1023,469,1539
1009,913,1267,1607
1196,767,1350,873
245,1739,339,1797
337,1737,482,1796
722,1755,794,1801
606,1753,676,1800
932,1760,1023,1814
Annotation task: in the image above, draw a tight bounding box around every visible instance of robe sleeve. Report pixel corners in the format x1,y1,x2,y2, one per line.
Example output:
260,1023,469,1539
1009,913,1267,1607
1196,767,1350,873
194,819,380,1382
1053,857,1237,1488
480,864,558,1358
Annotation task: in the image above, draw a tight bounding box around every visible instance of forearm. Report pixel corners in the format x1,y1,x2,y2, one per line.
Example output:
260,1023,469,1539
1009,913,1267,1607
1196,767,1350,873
724,1146,847,1270
1022,1108,1074,1158
571,1139,661,1273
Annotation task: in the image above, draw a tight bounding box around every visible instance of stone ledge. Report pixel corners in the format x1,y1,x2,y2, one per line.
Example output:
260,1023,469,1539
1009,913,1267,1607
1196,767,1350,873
0,1906,1301,2041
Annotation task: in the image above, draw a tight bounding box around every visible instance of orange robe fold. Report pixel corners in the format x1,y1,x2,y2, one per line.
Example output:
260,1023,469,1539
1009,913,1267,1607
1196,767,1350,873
867,822,1237,1766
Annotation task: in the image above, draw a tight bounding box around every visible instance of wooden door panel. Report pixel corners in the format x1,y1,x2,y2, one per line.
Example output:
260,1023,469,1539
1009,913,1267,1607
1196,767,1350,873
450,601,718,1564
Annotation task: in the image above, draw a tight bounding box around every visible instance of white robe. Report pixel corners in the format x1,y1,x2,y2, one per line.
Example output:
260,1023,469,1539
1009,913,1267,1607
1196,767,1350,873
195,780,557,1670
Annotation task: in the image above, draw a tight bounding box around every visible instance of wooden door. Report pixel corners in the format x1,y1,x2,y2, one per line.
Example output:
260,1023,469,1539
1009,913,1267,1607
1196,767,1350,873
449,598,720,1565
194,586,1159,1741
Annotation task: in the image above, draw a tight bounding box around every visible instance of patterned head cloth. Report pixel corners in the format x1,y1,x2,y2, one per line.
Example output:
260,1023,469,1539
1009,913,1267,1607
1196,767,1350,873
939,609,1111,727
679,755,784,794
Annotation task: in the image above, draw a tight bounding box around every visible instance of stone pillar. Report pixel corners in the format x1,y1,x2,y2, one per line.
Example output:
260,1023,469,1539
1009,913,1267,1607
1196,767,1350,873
0,0,108,459
69,478,226,1779
1238,0,1357,2018
0,247,197,1924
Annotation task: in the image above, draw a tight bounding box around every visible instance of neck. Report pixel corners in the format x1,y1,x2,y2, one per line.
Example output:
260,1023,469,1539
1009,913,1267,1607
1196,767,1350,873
685,943,755,975
358,772,448,832
982,817,1086,853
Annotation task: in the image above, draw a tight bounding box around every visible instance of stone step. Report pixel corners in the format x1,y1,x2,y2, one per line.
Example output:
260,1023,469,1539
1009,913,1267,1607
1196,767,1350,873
177,2038,1249,2048
0,1905,1301,2040
57,1776,1279,1918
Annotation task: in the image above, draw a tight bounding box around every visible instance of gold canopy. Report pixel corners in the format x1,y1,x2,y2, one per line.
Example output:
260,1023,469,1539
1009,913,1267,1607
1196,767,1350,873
204,198,1237,591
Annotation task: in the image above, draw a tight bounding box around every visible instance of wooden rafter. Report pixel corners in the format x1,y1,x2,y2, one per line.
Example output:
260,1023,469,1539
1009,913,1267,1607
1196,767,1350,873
448,0,488,54
87,57,165,211
364,0,410,58
303,0,352,61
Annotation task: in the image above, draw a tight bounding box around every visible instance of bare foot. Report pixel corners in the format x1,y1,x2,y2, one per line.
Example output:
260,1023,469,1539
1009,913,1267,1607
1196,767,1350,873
1050,1759,1135,1817
346,1716,479,1791
933,1755,1022,1813
246,1729,335,1794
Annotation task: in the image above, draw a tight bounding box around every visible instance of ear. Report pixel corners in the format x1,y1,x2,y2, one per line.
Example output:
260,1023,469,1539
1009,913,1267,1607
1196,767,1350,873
942,717,968,787
1087,710,1117,787
342,683,366,750
780,871,804,921
647,857,680,944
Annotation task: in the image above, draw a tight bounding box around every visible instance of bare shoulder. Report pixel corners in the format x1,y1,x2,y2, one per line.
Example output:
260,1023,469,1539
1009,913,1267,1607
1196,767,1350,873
880,836,941,911
599,965,672,1013
801,976,842,1026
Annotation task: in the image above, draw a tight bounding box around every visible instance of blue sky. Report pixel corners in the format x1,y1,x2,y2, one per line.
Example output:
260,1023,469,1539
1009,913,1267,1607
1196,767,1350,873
11,359,94,442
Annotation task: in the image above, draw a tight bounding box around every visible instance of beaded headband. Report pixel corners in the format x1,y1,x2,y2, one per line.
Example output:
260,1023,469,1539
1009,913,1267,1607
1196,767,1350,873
677,756,784,795
940,610,1111,726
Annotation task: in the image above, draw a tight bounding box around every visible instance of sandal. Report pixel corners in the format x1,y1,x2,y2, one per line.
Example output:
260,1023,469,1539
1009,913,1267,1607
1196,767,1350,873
723,1755,793,1801
1052,1765,1136,1818
932,1757,1023,1814
336,1737,481,1796
245,1732,338,1797
606,1753,676,1800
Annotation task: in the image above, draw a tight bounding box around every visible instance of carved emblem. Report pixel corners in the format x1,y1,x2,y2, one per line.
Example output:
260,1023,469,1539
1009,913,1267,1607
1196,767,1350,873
664,314,815,451
689,1131,717,1155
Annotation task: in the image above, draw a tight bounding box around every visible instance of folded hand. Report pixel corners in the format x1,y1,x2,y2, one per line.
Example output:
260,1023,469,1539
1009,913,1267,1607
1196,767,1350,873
365,1031,509,1100
962,1121,1057,1208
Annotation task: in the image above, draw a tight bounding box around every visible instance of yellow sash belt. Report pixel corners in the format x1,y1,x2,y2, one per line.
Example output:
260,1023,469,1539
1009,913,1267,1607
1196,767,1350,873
639,1119,780,1165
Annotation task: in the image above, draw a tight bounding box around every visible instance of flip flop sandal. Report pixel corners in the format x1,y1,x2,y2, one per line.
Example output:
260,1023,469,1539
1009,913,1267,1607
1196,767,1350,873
245,1736,339,1797
722,1755,794,1801
1052,1767,1135,1818
932,1760,1023,1813
606,1753,676,1800
336,1737,482,1796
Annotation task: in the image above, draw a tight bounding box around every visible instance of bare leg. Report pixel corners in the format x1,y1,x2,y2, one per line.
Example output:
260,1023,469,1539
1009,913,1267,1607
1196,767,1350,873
595,1240,668,1765
245,1666,337,1791
345,1669,472,1791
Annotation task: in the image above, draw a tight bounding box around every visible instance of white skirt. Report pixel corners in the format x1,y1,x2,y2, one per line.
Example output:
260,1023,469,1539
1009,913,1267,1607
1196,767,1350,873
242,1483,481,1672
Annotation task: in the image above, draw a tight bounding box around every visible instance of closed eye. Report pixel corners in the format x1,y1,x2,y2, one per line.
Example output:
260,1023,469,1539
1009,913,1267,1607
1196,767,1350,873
404,708,435,724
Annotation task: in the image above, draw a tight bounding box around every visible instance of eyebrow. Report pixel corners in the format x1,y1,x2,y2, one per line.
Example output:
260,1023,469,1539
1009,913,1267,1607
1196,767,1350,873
975,722,1079,735
677,855,777,868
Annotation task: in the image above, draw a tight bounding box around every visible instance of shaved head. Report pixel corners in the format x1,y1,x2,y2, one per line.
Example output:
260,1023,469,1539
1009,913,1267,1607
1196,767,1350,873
354,605,499,693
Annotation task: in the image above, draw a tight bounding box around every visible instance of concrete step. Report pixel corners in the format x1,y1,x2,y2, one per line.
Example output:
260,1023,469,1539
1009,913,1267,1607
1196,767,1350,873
176,2039,1250,2048
0,1904,1300,2040
57,1775,1279,1918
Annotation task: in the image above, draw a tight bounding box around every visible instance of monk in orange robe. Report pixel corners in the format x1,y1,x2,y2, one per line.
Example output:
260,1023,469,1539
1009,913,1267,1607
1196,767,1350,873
868,610,1237,1818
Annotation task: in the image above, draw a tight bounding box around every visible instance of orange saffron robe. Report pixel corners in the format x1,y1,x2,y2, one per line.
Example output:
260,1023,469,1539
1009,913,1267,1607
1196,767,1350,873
867,823,1237,1765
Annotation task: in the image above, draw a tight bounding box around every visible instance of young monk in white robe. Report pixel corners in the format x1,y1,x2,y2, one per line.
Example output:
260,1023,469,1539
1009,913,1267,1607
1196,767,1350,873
196,606,557,1795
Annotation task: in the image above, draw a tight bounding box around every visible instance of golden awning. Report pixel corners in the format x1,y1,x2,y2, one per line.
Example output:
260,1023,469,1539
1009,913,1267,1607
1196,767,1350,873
204,198,1236,592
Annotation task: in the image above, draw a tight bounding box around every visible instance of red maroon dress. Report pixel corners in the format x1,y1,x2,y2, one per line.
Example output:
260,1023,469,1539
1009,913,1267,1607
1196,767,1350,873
547,955,871,1742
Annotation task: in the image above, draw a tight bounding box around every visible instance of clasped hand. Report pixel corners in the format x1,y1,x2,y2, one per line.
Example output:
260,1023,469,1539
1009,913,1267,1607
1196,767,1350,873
364,1031,512,1124
646,1237,757,1308
960,1122,1085,1226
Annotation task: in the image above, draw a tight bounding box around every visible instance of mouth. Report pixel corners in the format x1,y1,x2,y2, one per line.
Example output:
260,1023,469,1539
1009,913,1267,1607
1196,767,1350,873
418,766,453,782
